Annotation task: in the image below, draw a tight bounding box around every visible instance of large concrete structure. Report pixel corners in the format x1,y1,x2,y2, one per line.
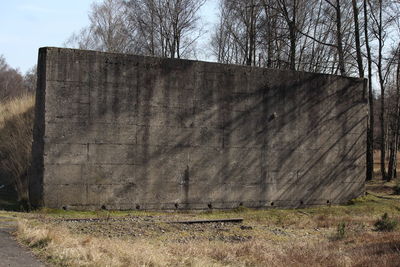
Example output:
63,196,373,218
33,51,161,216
29,47,367,210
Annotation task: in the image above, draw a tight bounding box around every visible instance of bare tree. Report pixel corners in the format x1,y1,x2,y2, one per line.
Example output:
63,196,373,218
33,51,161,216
125,0,206,59
23,66,37,93
352,0,364,79
212,0,311,69
210,1,239,64
211,0,263,66
260,0,281,68
376,0,386,180
367,0,398,180
65,0,136,53
364,0,374,181
332,0,346,76
387,45,400,181
0,55,25,101
275,0,299,70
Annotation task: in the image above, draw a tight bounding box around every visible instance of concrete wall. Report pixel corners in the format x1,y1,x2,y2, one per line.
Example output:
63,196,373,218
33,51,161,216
29,47,367,210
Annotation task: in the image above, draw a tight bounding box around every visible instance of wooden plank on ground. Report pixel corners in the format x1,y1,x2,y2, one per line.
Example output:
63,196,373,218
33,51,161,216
169,218,243,224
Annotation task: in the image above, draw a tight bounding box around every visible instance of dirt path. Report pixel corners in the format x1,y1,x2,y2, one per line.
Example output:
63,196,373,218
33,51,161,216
0,216,44,267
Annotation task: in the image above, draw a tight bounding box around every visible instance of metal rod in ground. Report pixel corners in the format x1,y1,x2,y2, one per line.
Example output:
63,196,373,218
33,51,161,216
169,218,243,224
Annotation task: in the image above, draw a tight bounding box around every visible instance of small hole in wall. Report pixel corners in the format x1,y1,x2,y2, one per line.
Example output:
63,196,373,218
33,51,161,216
271,202,274,206
101,205,106,210
239,202,243,207
300,200,304,205
208,203,213,209
136,205,140,210
327,200,330,204
268,112,277,122
175,203,179,209
62,206,67,211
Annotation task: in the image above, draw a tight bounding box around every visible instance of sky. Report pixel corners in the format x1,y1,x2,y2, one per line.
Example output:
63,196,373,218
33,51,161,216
0,0,219,74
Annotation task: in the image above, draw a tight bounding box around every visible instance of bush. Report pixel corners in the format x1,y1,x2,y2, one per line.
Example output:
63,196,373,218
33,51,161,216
330,222,346,241
374,213,398,232
0,94,34,208
393,182,400,195
336,222,346,239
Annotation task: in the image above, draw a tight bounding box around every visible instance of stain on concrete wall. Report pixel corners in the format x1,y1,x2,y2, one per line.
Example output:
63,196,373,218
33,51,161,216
29,47,367,210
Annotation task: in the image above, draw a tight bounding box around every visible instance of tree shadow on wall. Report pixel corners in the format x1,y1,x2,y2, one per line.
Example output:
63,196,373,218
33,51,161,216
46,57,366,209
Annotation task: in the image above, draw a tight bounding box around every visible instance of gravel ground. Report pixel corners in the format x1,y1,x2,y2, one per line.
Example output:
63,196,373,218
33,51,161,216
36,214,326,244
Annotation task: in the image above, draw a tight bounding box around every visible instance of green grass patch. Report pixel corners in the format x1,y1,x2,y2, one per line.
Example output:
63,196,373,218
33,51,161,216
374,213,398,232
12,191,398,237
34,208,168,219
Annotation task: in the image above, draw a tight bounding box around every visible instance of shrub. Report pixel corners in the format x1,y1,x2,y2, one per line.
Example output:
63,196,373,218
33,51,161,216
374,213,398,232
393,182,400,195
330,222,346,241
336,222,346,239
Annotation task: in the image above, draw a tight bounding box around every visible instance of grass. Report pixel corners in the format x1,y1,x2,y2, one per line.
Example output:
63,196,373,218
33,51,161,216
394,182,400,195
0,94,34,208
374,213,398,232
12,184,400,266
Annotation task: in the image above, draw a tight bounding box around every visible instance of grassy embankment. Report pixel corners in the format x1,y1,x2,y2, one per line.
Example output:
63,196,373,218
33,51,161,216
0,95,34,210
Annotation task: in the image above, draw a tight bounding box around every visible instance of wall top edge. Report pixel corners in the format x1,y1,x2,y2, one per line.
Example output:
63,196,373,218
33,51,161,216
38,46,366,83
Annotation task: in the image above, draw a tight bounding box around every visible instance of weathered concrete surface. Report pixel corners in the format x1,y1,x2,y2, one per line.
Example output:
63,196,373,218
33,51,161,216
30,47,367,210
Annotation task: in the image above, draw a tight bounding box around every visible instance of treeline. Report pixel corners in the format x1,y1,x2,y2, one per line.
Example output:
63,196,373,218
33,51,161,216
61,0,400,182
65,0,206,59
0,55,36,101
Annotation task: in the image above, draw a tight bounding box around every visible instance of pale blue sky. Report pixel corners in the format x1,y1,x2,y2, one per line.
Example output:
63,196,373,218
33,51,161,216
0,0,219,73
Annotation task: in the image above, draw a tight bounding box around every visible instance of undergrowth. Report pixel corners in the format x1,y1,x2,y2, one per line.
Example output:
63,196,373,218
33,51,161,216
0,94,34,209
374,213,398,232
394,182,400,195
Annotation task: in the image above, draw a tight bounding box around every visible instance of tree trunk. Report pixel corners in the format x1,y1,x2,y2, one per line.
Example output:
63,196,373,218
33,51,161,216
335,0,346,76
289,23,296,70
290,0,297,70
364,0,374,181
352,0,364,79
389,45,400,180
388,135,398,181
377,0,387,180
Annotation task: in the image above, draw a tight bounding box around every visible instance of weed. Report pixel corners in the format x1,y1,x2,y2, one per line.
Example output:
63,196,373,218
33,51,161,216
31,237,51,249
233,205,250,213
330,222,346,241
374,213,398,232
337,222,346,239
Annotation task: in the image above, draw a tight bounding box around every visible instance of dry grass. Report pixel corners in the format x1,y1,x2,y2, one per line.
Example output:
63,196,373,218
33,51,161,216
17,218,400,267
0,94,34,204
18,219,173,266
15,192,400,267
